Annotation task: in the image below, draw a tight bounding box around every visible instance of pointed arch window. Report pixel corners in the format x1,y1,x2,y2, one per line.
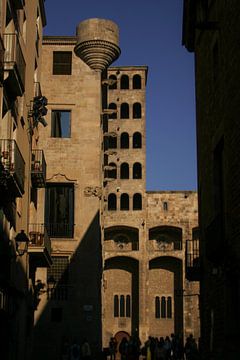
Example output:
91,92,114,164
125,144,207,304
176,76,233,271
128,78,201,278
133,102,142,119
120,194,129,210
108,103,117,119
120,75,129,89
109,75,117,89
133,74,141,89
108,193,117,211
133,193,142,210
133,163,142,179
120,103,129,119
120,133,129,149
120,163,129,179
133,132,142,148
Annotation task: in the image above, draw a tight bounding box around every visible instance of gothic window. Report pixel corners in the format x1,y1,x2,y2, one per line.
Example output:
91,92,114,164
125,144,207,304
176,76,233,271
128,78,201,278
109,75,117,89
108,103,117,119
120,133,129,148
161,296,166,318
114,295,119,317
120,295,125,317
113,295,131,318
108,162,117,179
45,183,74,238
120,193,129,210
120,75,129,89
133,74,141,89
133,102,142,119
133,163,142,179
133,193,142,210
155,296,160,318
120,163,129,179
167,296,172,318
108,193,117,211
120,103,129,119
126,295,131,317
52,51,72,75
51,110,71,138
133,132,142,148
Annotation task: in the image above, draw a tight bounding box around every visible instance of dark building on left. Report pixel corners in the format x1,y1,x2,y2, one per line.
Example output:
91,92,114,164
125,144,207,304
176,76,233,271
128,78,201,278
0,1,51,359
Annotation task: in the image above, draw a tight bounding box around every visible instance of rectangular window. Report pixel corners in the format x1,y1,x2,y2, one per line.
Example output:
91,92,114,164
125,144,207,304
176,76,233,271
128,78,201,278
45,183,74,238
52,51,72,75
51,110,71,138
47,256,69,301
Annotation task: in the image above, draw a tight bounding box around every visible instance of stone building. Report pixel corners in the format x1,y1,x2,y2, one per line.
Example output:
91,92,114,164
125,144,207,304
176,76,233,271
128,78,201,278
182,0,240,359
30,18,200,359
0,1,49,360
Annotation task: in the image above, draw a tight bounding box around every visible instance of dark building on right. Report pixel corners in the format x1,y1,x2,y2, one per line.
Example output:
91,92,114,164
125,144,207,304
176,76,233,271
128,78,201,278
182,1,240,359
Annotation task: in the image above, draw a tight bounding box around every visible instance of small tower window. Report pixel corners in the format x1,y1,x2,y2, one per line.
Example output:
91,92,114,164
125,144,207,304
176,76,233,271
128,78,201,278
108,103,117,119
163,201,168,211
120,133,129,149
133,163,142,179
133,132,142,148
109,75,117,89
133,193,142,210
108,194,117,211
133,74,141,89
120,75,129,89
120,163,129,179
133,103,142,118
108,136,117,149
108,162,117,179
120,103,129,119
120,194,129,210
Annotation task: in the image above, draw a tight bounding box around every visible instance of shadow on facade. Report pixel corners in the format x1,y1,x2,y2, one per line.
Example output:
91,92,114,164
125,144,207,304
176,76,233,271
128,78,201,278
32,211,102,360
149,256,183,336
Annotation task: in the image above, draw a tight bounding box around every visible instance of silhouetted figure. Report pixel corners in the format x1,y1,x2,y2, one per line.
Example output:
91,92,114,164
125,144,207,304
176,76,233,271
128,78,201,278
81,338,91,360
70,340,81,360
119,337,128,360
109,337,117,360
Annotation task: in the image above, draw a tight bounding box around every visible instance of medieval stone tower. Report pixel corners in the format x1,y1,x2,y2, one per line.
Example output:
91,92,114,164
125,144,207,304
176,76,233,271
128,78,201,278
31,18,199,359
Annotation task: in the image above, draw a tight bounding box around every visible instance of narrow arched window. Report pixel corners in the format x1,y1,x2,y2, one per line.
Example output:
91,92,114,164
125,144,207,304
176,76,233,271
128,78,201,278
133,193,142,210
120,163,129,179
108,136,117,149
126,295,131,317
167,297,172,318
108,162,117,179
120,194,129,210
133,132,142,148
120,295,125,317
108,194,117,211
133,103,142,119
108,103,117,119
121,103,129,119
133,163,142,179
161,297,166,318
120,133,129,149
133,74,141,89
109,75,117,89
120,75,129,89
114,295,119,317
155,296,160,318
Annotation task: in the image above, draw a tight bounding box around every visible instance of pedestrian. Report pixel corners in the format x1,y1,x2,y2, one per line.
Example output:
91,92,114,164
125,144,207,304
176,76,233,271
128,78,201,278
109,337,117,360
119,337,128,360
70,340,81,360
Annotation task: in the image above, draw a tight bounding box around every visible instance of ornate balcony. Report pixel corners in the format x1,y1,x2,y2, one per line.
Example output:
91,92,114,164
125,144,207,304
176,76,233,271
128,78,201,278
31,150,46,188
186,239,200,281
3,33,26,97
28,224,52,267
0,139,25,198
0,35,4,86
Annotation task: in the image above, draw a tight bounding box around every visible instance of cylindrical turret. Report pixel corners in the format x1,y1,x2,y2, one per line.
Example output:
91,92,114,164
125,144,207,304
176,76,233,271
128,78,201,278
74,18,121,71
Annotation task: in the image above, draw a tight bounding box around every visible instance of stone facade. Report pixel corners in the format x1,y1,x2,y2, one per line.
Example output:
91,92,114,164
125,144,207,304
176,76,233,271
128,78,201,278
183,1,240,359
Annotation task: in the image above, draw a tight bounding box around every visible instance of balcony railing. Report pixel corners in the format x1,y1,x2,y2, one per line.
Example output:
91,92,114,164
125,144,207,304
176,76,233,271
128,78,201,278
0,35,4,85
0,139,25,197
28,223,52,267
3,33,26,97
46,223,74,238
186,239,200,281
31,150,46,188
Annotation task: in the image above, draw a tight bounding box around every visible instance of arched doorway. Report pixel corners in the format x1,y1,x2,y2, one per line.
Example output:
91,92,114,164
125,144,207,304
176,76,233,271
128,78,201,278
114,331,130,360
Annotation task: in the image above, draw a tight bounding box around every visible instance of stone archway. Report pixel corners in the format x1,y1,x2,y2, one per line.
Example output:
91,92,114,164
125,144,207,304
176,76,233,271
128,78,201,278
114,331,130,360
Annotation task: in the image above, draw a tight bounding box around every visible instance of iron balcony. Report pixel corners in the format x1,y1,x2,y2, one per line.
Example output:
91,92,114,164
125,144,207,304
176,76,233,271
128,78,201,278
31,150,46,188
28,223,52,267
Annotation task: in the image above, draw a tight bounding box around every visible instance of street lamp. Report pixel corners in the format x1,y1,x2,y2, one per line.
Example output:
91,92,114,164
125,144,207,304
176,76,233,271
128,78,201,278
15,230,29,256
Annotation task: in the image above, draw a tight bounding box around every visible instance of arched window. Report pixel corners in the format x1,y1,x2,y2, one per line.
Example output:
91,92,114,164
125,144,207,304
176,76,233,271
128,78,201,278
120,75,129,89
120,194,129,210
126,295,131,317
133,102,142,119
108,194,117,211
120,295,125,316
120,103,129,119
109,75,117,89
133,162,142,179
155,296,160,318
120,163,129,179
133,74,141,89
108,103,117,119
133,132,142,148
114,295,119,317
108,162,117,179
133,193,142,210
161,296,166,318
120,132,129,148
167,297,172,318
108,136,117,149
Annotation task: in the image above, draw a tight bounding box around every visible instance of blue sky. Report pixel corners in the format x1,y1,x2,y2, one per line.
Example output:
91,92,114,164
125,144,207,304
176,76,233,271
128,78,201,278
44,0,197,191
